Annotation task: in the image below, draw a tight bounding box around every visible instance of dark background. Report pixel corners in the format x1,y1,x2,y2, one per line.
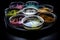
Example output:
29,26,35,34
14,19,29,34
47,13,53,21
0,0,60,40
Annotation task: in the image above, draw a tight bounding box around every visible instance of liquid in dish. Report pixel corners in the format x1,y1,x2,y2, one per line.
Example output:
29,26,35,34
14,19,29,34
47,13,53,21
9,15,25,26
5,9,19,16
40,13,55,23
38,7,53,13
22,15,44,30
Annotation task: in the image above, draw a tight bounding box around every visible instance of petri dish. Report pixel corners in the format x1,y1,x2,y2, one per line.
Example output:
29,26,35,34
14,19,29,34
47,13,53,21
5,8,20,17
22,15,44,30
9,2,24,9
38,4,53,13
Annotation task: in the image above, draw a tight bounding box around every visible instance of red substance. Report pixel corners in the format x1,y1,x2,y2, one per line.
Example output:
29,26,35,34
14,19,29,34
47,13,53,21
10,16,24,25
10,18,19,24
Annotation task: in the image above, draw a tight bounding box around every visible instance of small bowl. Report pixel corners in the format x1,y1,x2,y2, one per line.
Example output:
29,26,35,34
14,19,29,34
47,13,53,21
38,4,53,13
9,2,24,9
39,13,56,23
21,7,38,15
5,8,20,17
9,14,25,26
22,15,44,30
25,1,39,8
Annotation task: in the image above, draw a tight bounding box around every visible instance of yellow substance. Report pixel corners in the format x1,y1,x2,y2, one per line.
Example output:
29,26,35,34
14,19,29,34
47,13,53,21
40,14,55,23
32,24,36,27
24,26,41,30
6,10,19,16
38,7,53,13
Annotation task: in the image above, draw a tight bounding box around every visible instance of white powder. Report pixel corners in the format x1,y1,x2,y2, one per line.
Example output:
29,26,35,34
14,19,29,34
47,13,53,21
24,21,40,27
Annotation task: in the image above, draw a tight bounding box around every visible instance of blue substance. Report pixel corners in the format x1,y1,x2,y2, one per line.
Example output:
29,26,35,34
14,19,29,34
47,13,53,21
25,1,39,9
26,5,39,8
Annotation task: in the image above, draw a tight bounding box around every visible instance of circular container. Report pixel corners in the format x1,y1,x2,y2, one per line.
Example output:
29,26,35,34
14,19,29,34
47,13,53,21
22,15,44,30
4,2,57,39
9,14,25,26
39,13,56,23
25,1,39,8
9,2,24,9
5,14,27,31
38,4,53,13
5,8,20,17
20,7,38,15
39,13,57,30
5,2,57,31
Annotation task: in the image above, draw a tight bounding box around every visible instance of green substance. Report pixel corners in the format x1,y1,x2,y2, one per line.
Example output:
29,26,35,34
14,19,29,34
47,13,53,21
6,10,19,16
